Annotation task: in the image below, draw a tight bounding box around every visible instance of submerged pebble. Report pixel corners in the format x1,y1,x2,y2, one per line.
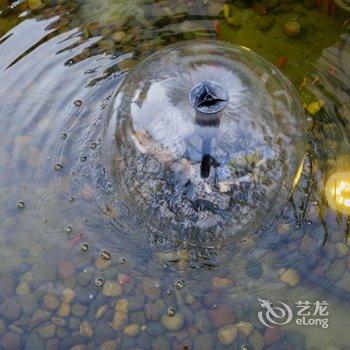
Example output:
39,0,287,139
283,21,301,37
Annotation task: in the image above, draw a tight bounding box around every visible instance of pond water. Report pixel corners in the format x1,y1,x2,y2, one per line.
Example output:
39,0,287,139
0,0,350,349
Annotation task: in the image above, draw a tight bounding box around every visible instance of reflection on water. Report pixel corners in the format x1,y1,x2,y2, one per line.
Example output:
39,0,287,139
0,0,349,349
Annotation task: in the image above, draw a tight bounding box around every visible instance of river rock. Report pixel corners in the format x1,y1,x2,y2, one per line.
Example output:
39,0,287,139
141,277,161,300
194,333,214,350
336,243,348,257
0,331,22,350
249,330,265,350
264,326,283,345
218,324,238,345
161,313,184,331
102,280,123,297
57,303,70,317
26,333,45,350
16,282,30,296
145,299,165,321
71,304,88,318
62,288,76,304
124,324,141,336
19,294,37,315
112,311,128,331
152,335,170,350
44,294,60,310
283,21,301,37
58,261,75,279
37,322,56,339
209,307,235,328
0,298,21,321
128,294,145,312
212,277,234,288
95,304,109,320
131,311,146,324
101,340,119,350
95,257,111,270
257,17,275,31
79,321,93,337
237,321,254,336
194,310,212,333
30,309,50,328
279,268,299,287
146,321,165,336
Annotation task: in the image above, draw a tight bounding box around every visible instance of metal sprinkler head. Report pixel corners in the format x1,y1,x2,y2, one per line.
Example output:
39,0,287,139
189,81,229,114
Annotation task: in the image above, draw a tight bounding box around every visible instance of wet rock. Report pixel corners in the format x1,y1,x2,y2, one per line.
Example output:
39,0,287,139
218,324,238,345
51,317,66,327
257,17,275,31
160,313,184,331
128,294,145,312
19,294,38,315
209,307,235,328
145,299,166,321
30,309,50,328
16,282,30,296
237,321,254,336
100,339,119,350
95,257,111,270
28,0,43,10
0,275,16,296
261,0,280,7
112,299,128,330
227,16,241,29
249,330,265,350
68,317,81,332
252,3,267,15
0,145,11,166
328,259,346,282
44,294,60,310
71,304,88,318
194,310,212,333
112,31,127,43
285,329,306,349
212,277,234,288
279,268,300,287
102,280,123,297
26,333,45,350
76,268,94,286
94,322,115,344
0,331,22,350
62,288,76,304
283,21,301,37
246,259,263,279
264,326,283,345
95,304,109,320
79,321,93,338
59,335,87,349
194,333,214,350
131,311,146,324
0,298,21,321
57,303,70,317
46,337,60,350
124,324,141,336
152,335,170,350
146,321,165,336
37,322,56,339
141,277,161,300
58,261,75,279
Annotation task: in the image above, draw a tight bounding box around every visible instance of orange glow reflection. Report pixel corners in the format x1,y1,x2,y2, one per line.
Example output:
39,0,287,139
325,172,350,215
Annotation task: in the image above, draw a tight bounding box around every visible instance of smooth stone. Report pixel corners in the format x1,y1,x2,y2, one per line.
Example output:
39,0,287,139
71,304,88,318
95,304,109,319
145,299,166,321
51,317,66,327
115,299,128,313
44,294,60,310
152,335,170,350
285,329,306,349
141,277,161,300
102,280,123,297
249,330,265,350
160,313,184,331
279,268,300,287
194,333,214,350
264,326,283,345
212,277,234,288
26,333,45,350
0,298,21,321
95,257,111,270
62,288,76,304
123,324,141,336
76,269,94,287
94,322,115,343
218,324,238,345
261,0,280,8
16,282,30,296
336,243,348,257
112,311,128,331
146,321,165,336
131,311,146,324
100,339,119,350
128,294,145,312
30,309,50,328
79,321,93,338
257,17,275,31
68,317,81,332
28,0,43,10
0,331,22,350
57,303,70,317
19,294,38,315
112,31,127,42
194,310,212,333
209,307,235,328
283,21,301,37
237,321,254,336
58,261,75,279
37,323,56,339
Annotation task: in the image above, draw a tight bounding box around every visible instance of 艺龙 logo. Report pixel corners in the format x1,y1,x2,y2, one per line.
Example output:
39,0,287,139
257,298,293,327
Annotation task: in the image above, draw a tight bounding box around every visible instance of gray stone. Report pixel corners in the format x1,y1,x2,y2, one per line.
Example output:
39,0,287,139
71,304,88,318
194,333,214,350
194,310,213,333
128,294,145,312
146,321,166,336
131,311,146,324
152,335,170,350
26,332,45,350
0,298,21,321
0,331,22,350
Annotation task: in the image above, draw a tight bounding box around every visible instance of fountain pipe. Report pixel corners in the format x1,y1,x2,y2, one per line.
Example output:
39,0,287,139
189,81,229,178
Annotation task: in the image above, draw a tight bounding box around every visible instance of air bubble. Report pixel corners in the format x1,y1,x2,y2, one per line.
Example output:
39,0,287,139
175,280,185,290
64,225,72,233
167,306,176,317
100,250,111,260
17,201,25,209
80,243,89,252
120,257,126,264
95,278,104,287
74,100,82,107
54,163,63,171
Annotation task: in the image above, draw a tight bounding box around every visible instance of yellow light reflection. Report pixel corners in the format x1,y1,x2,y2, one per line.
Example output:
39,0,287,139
325,172,350,215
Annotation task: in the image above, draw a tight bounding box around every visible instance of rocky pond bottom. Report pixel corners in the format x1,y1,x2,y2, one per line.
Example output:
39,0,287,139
0,0,350,349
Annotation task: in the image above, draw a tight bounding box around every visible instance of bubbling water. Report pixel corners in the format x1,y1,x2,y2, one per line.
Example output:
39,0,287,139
103,40,306,244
